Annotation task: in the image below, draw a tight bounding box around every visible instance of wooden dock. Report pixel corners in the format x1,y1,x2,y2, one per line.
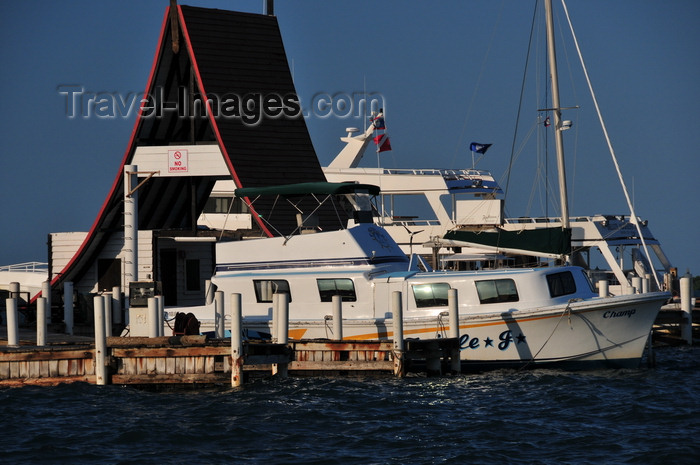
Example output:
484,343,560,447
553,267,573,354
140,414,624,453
652,307,699,346
0,331,461,387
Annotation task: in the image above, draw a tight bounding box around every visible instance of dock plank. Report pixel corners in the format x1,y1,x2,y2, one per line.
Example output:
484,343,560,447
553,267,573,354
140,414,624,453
2,331,460,385
288,360,394,371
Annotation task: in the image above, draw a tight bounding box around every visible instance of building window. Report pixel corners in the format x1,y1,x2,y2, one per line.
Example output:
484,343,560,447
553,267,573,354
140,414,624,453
475,279,519,304
412,283,450,308
253,280,291,303
546,271,577,297
203,196,248,214
97,258,121,292
317,278,356,302
185,259,201,291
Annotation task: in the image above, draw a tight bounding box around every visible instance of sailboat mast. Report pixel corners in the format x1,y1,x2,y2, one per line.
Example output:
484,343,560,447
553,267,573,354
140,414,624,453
544,0,570,229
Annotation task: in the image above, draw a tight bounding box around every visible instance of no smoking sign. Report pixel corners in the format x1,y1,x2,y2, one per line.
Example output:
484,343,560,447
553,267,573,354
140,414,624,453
168,149,188,172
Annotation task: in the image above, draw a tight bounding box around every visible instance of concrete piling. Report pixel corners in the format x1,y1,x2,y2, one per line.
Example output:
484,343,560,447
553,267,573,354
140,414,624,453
36,297,47,346
392,291,405,377
156,296,164,337
148,297,158,338
205,279,215,305
5,298,19,347
123,165,138,293
271,293,279,343
42,281,52,325
631,276,642,294
215,290,225,339
64,281,74,335
103,294,113,338
680,273,693,345
276,293,289,344
273,293,289,377
93,295,107,385
448,288,461,374
112,286,122,326
9,282,20,300
332,295,343,341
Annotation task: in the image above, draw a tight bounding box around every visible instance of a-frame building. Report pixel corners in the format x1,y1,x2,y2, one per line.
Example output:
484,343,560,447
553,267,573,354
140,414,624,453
48,4,344,310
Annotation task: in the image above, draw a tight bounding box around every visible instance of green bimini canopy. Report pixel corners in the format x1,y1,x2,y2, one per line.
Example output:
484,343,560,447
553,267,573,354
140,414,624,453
235,182,380,198
444,227,572,257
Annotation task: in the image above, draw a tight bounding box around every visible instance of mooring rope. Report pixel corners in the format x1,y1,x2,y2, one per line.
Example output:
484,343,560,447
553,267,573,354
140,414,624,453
519,298,575,370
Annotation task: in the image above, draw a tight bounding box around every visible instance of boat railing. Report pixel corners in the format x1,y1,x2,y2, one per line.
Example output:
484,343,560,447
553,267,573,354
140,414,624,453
327,166,493,179
503,214,646,225
506,216,610,225
0,262,49,273
382,167,493,179
378,217,441,227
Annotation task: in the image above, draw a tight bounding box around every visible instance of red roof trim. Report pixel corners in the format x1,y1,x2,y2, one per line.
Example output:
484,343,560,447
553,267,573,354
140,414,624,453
177,5,273,238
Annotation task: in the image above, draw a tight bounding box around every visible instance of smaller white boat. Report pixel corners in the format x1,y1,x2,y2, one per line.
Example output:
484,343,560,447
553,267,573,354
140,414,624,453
185,182,668,370
0,262,48,325
0,262,48,300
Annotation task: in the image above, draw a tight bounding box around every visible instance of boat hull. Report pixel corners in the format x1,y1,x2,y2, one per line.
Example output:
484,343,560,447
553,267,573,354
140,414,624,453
187,291,667,371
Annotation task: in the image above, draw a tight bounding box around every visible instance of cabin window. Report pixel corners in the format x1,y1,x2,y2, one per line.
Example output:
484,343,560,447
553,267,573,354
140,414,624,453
475,279,519,304
253,280,291,303
185,259,201,291
317,278,356,302
412,283,450,308
546,271,577,297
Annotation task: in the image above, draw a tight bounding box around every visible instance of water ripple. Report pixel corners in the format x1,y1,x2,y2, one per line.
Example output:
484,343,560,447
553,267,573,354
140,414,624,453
0,346,698,464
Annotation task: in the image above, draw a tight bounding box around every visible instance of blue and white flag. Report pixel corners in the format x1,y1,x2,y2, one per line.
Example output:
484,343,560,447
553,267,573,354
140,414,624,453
470,142,492,154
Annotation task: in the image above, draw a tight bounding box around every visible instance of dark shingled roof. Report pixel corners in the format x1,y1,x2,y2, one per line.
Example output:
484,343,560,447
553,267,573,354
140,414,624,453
51,4,341,289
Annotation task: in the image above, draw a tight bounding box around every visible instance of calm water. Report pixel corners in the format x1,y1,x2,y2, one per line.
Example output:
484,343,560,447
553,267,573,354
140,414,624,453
1,346,698,465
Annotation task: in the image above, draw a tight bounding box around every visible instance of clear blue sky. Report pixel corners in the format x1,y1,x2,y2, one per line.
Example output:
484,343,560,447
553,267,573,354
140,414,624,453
1,0,698,276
